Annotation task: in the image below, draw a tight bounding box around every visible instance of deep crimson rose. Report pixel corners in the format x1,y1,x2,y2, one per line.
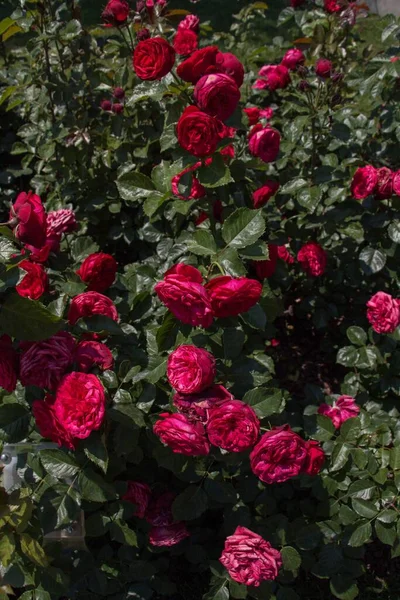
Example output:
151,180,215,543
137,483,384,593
315,58,333,78
178,14,200,32
324,0,342,12
297,241,327,277
146,491,175,526
133,37,176,80
33,394,75,449
10,191,46,249
173,384,233,421
149,523,190,547
177,106,224,157
74,341,114,372
173,29,198,56
112,103,124,114
205,276,262,318
366,291,400,334
24,241,52,264
318,395,360,429
137,27,150,41
255,245,279,279
250,425,308,484
68,291,119,325
171,163,206,200
102,0,129,25
206,399,260,452
46,208,77,236
303,441,325,475
76,252,117,293
113,87,125,99
123,481,151,518
176,46,219,84
220,526,282,586
215,52,245,87
393,171,400,196
53,372,106,440
257,65,290,91
167,345,215,394
0,335,18,393
101,99,112,111
153,412,210,456
252,180,279,208
16,261,48,300
351,165,378,199
248,125,281,163
164,263,203,283
244,107,261,126
277,244,295,264
281,48,305,71
375,167,393,200
19,332,76,391
194,73,240,121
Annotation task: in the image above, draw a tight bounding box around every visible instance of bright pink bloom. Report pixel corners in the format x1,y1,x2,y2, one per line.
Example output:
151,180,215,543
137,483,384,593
19,332,75,391
297,242,327,277
167,345,215,394
206,399,260,452
153,412,210,456
318,395,360,429
366,291,400,334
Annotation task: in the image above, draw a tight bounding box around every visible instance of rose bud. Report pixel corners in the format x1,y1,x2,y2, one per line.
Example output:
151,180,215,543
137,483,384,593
153,412,210,456
167,345,216,394
173,29,198,56
176,106,224,158
318,395,360,429
331,71,344,83
178,14,200,32
252,180,279,208
366,291,400,334
297,241,327,277
68,291,119,325
16,261,48,300
112,102,124,114
315,58,333,78
0,335,18,393
255,245,279,279
257,64,290,91
277,245,295,264
122,481,151,518
302,440,325,475
194,73,241,121
248,124,281,163
74,340,114,372
298,79,311,92
149,523,190,547
205,275,262,318
10,191,47,249
324,0,342,13
375,167,393,200
113,87,125,99
281,48,305,71
136,28,150,41
244,107,260,126
215,52,245,87
176,45,219,84
133,37,176,80
206,399,260,452
76,252,117,293
101,99,112,111
102,0,130,26
351,165,378,199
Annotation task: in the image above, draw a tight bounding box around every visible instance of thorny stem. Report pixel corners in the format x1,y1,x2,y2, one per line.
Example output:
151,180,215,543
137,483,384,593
125,23,135,51
170,70,192,105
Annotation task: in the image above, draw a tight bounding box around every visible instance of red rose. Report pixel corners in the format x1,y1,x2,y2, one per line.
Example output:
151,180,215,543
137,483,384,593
0,335,18,393
53,372,106,440
176,46,219,84
164,263,203,283
281,48,305,71
220,526,282,586
194,73,240,122
149,523,190,547
366,291,400,334
215,52,245,87
10,191,46,249
146,491,175,526
155,264,214,328
76,252,117,293
297,241,327,277
19,332,76,391
318,395,360,429
205,276,262,318
393,171,400,196
375,167,393,200
252,180,279,208
173,384,233,421
244,107,260,126
178,14,200,32
74,341,114,372
113,87,125,99
133,37,176,80
123,481,151,518
112,103,124,114
250,425,308,484
351,165,378,199
101,99,112,111
46,209,77,237
171,163,206,200
324,0,342,13
33,394,75,449
302,440,325,475
68,291,119,325
167,345,215,394
206,399,260,452
24,241,52,264
154,412,210,456
315,58,332,78
16,261,48,300
173,29,198,56
102,0,130,25
257,65,290,91
248,125,281,163
255,244,279,279
277,244,295,264
177,106,224,157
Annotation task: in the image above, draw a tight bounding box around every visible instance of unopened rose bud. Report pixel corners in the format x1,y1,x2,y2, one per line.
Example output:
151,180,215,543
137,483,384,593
112,103,124,114
113,87,125,99
298,80,310,92
331,71,344,84
297,65,309,77
100,99,112,111
136,27,150,40
136,0,145,11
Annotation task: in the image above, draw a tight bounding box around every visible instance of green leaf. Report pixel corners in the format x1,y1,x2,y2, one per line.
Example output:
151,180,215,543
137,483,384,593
0,532,15,567
156,311,178,352
331,443,350,472
281,546,301,572
203,580,229,600
388,221,400,243
197,154,233,188
329,575,359,600
83,432,109,474
116,171,155,202
375,521,396,546
336,346,358,367
0,239,17,263
390,447,400,470
346,326,367,346
351,498,378,519
109,403,146,428
79,315,123,336
0,294,64,341
172,485,208,521
20,534,48,567
297,187,322,213
348,521,372,547
218,248,246,277
126,80,167,106
240,304,266,330
359,247,386,275
222,208,265,249
204,479,237,504
280,178,307,194
59,19,82,41
40,450,80,479
187,230,217,256
108,520,138,547
78,468,116,503
243,388,284,418
0,404,31,443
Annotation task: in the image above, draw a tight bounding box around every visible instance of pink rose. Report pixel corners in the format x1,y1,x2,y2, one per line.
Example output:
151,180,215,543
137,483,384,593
297,241,327,277
205,276,262,318
167,345,216,394
123,481,151,518
178,14,200,32
76,252,117,293
375,167,393,200
68,291,119,325
153,412,210,456
255,244,279,279
250,425,308,484
315,58,332,78
74,340,114,372
318,395,360,429
281,48,305,71
0,335,18,393
366,291,400,334
252,180,279,208
149,523,190,547
220,526,282,586
303,440,325,475
215,52,245,87
206,399,260,452
46,209,77,237
257,65,290,91
194,73,241,122
173,384,233,421
248,124,281,163
10,191,46,249
351,166,378,200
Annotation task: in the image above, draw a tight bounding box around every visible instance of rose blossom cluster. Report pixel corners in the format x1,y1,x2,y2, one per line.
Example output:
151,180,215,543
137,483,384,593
351,165,400,200
154,263,262,328
253,241,326,280
253,47,305,92
100,87,125,115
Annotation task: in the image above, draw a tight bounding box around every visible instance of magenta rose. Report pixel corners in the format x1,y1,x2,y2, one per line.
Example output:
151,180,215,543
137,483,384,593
171,163,206,200
102,0,129,25
393,171,400,196
366,291,400,334
46,209,77,237
173,29,198,56
252,180,279,208
194,73,240,121
257,65,290,91
248,124,281,163
206,399,260,452
281,48,305,71
167,345,216,394
315,58,332,78
178,14,200,32
375,167,393,200
68,291,119,326
205,275,262,318
76,252,117,293
318,395,360,429
220,526,282,586
173,384,233,421
122,481,151,518
33,394,76,450
297,241,327,277
351,165,378,199
255,244,279,279
149,523,190,547
10,191,47,249
74,341,114,372
215,52,245,87
16,261,48,301
153,412,210,456
0,335,18,393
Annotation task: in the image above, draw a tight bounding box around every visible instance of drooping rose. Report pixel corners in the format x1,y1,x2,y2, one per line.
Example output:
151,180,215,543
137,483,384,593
74,340,114,372
366,291,400,334
177,106,224,157
257,65,290,91
176,46,219,84
133,37,176,80
351,165,378,199
167,345,215,394
153,412,210,456
102,0,130,25
145,491,175,526
252,180,279,208
178,14,200,32
324,0,342,13
68,291,119,325
173,384,234,421
297,241,327,277
215,52,245,87
0,335,18,393
248,124,281,163
375,167,393,200
173,29,198,56
205,276,262,318
16,261,48,300
250,425,308,484
10,191,47,249
318,395,360,429
315,58,333,78
281,48,305,71
19,332,75,391
255,244,279,279
220,526,282,586
76,253,117,293
149,523,190,547
194,73,240,121
302,440,325,475
206,399,260,452
171,163,206,200
33,394,75,449
122,481,151,518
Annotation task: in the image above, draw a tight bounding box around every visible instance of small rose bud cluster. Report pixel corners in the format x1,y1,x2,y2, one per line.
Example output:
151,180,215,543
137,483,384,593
351,165,400,200
100,87,126,115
